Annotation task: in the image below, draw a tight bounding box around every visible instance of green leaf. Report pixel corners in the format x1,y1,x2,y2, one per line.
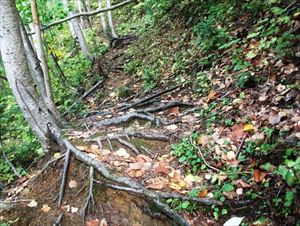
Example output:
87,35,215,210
181,201,190,209
223,183,234,192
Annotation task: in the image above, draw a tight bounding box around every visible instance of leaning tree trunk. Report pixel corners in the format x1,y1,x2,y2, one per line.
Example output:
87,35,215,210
30,0,62,121
0,0,59,151
107,0,118,38
62,0,94,62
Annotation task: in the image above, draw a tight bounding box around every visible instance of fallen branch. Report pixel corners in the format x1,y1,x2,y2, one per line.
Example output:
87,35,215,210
63,79,105,116
28,0,134,34
2,150,21,178
95,112,163,127
117,85,182,112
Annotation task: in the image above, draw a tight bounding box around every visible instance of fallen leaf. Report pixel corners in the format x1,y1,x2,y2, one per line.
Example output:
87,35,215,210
196,135,209,146
169,180,186,191
207,90,217,102
226,151,236,161
86,219,100,226
223,216,244,226
153,160,170,175
68,180,78,188
223,191,237,199
198,188,208,198
136,154,152,163
41,204,51,213
268,114,282,125
71,206,79,213
234,179,251,188
53,152,61,158
236,188,243,195
126,162,150,177
100,149,111,155
231,124,245,141
253,169,267,183
115,148,130,158
100,218,108,226
27,200,38,207
167,106,180,116
146,177,168,190
243,124,254,131
165,124,178,130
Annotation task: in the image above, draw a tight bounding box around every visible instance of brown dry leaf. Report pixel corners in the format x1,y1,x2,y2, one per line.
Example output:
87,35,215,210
168,180,186,191
269,114,282,125
86,219,100,226
126,162,150,177
226,151,236,161
136,154,152,163
153,160,170,175
165,124,178,130
236,188,243,195
75,145,87,151
68,180,78,188
253,169,267,183
27,200,38,207
167,106,180,116
41,204,51,213
100,218,108,226
231,124,245,141
207,90,217,103
223,191,237,199
198,189,208,198
99,149,111,155
168,169,182,182
196,135,209,146
115,148,130,158
234,179,251,188
146,177,168,190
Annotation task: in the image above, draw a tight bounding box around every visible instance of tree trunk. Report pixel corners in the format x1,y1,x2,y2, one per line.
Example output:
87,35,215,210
107,0,118,38
0,0,59,151
30,0,62,121
62,0,94,62
98,0,109,39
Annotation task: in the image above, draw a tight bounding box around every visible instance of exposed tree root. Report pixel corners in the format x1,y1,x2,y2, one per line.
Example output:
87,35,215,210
115,137,140,155
81,167,95,223
48,125,224,226
57,149,71,207
53,212,64,226
95,112,163,127
117,85,182,112
144,101,194,113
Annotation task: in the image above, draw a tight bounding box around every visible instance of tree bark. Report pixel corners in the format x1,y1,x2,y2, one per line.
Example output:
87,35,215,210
98,0,109,38
0,0,59,151
107,0,118,38
62,0,94,62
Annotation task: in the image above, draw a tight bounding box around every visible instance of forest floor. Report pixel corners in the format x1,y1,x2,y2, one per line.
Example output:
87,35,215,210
1,30,299,226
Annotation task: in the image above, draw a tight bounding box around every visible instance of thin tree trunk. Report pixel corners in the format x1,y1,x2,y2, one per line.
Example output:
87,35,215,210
30,0,61,121
98,0,109,38
0,0,59,151
107,0,118,38
76,0,84,26
62,0,94,62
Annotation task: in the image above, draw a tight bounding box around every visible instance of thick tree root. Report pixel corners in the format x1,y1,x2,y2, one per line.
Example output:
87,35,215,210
81,166,95,223
57,149,71,207
48,125,224,226
144,101,194,113
95,112,163,127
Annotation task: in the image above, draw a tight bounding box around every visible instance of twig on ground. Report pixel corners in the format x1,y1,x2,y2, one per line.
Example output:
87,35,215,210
189,133,220,172
81,167,95,223
53,213,64,226
140,146,154,157
106,137,113,151
2,151,21,178
58,149,71,207
236,134,247,158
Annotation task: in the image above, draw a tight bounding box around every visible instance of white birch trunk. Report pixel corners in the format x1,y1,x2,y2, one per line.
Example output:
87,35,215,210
0,0,59,151
107,0,118,38
98,0,108,37
62,0,94,62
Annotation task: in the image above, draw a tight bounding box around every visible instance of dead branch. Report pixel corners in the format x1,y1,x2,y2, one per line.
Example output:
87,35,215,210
63,79,105,116
28,0,134,35
115,137,139,155
58,149,71,207
95,112,163,127
2,150,21,178
81,167,95,223
117,85,182,112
